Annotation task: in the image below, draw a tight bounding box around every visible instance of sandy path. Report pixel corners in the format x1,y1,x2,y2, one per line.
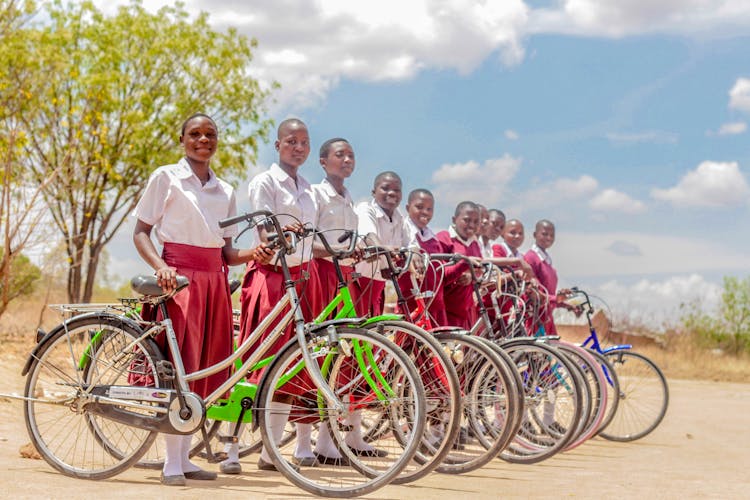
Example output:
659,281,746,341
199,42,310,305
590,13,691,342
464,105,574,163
1,351,748,499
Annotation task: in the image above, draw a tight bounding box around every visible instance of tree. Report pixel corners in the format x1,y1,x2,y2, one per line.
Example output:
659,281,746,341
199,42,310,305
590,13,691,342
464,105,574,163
681,276,750,356
14,0,275,302
0,0,53,318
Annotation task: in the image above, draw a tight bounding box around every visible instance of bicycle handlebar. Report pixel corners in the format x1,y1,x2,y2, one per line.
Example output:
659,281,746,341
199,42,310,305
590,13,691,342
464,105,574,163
315,229,359,260
362,245,414,278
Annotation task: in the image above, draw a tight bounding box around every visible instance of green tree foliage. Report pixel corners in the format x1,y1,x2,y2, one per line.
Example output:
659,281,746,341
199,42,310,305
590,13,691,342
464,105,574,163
681,276,750,355
0,250,41,317
12,0,275,302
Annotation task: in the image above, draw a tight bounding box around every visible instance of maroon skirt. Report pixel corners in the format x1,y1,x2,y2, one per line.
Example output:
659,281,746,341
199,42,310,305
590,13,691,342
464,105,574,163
156,242,233,399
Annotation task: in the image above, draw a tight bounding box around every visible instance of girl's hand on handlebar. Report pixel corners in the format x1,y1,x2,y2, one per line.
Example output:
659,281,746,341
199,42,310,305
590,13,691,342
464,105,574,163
252,243,275,264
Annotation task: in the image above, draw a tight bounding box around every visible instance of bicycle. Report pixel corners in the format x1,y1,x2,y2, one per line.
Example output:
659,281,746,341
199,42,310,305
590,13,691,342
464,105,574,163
21,210,426,498
567,287,669,442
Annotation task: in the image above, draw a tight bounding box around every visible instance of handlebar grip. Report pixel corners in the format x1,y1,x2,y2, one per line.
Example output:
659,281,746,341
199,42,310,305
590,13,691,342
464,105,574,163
219,213,251,229
337,230,353,244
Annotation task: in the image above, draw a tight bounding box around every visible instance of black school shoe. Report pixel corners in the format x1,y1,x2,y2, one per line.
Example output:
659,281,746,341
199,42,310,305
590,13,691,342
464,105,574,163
314,453,351,466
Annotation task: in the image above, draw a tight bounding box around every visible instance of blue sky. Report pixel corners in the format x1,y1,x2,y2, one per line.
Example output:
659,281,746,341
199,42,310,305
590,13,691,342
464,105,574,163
97,1,750,326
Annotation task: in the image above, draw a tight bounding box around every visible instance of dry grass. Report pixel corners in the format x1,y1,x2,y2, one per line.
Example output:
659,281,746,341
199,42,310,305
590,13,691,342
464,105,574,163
3,291,749,383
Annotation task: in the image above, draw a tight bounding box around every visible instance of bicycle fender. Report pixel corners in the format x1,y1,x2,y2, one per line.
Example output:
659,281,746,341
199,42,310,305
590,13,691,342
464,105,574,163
357,314,403,327
21,311,147,376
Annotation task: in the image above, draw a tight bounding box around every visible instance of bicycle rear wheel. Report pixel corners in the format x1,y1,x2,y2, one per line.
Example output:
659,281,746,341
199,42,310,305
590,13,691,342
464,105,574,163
433,333,521,474
365,321,462,484
599,350,668,441
256,327,426,498
499,339,583,464
24,314,165,479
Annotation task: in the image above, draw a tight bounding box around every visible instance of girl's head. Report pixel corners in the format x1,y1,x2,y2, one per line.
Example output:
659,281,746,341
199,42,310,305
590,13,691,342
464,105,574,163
452,201,480,241
502,219,525,252
406,189,434,230
319,138,355,181
488,209,506,240
275,118,310,170
477,204,490,239
533,219,556,250
372,171,402,216
180,113,218,167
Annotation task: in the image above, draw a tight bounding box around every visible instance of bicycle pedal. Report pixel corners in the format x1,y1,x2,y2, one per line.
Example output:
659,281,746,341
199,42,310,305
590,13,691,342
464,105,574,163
156,360,175,380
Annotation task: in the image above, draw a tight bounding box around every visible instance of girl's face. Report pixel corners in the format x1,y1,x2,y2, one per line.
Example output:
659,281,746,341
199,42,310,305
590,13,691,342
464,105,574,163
181,116,218,165
502,221,525,251
479,207,490,238
452,207,480,241
321,141,355,181
406,193,434,230
373,176,402,214
488,213,505,240
534,224,556,250
276,123,310,169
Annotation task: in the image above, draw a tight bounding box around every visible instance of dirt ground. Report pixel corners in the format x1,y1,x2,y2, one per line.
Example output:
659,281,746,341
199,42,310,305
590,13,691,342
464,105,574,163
1,345,748,499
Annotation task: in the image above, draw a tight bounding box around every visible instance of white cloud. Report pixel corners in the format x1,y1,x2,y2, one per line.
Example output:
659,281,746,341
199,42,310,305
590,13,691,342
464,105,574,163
651,160,750,207
505,129,520,140
431,154,522,207
729,77,750,113
589,188,646,213
711,121,748,135
518,175,599,212
552,231,747,278
529,1,750,38
577,274,723,328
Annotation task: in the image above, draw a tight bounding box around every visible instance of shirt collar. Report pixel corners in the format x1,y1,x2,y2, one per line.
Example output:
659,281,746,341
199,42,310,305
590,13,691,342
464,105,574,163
448,225,477,246
269,162,311,190
499,240,522,258
406,218,437,242
320,178,352,203
370,199,403,223
176,158,218,187
532,243,551,265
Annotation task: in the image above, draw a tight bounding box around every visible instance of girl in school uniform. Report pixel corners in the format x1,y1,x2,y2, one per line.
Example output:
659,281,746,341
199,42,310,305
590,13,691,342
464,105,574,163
352,171,413,317
133,113,273,486
400,188,458,327
524,219,571,335
436,201,483,330
230,118,316,474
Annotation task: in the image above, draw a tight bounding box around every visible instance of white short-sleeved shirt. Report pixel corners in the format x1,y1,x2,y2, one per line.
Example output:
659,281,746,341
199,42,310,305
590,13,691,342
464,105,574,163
311,179,358,262
247,163,315,266
132,158,237,248
355,200,411,281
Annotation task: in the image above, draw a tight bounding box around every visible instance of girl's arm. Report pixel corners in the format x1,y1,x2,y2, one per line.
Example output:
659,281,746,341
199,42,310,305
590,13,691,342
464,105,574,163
222,238,274,266
133,219,178,293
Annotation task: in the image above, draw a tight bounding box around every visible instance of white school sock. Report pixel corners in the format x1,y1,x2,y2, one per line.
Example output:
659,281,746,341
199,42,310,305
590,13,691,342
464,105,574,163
344,409,374,450
259,402,291,463
162,433,184,477
221,423,245,464
180,434,204,473
542,400,555,427
294,423,315,459
313,421,341,458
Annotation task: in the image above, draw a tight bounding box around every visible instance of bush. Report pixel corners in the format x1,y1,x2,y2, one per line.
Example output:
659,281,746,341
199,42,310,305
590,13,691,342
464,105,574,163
680,276,750,355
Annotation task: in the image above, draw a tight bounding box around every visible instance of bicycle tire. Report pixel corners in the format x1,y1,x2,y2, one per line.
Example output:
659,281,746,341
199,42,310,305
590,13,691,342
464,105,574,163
24,314,164,479
363,321,462,484
599,350,669,442
256,326,426,498
499,339,584,464
432,333,521,474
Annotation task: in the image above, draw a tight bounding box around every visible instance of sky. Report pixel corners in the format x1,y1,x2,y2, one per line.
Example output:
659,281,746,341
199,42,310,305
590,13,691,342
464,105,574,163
94,0,750,327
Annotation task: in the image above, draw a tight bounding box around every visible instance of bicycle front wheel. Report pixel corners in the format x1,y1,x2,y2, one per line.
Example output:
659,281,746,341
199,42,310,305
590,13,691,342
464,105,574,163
24,314,165,479
600,350,668,442
256,326,426,498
